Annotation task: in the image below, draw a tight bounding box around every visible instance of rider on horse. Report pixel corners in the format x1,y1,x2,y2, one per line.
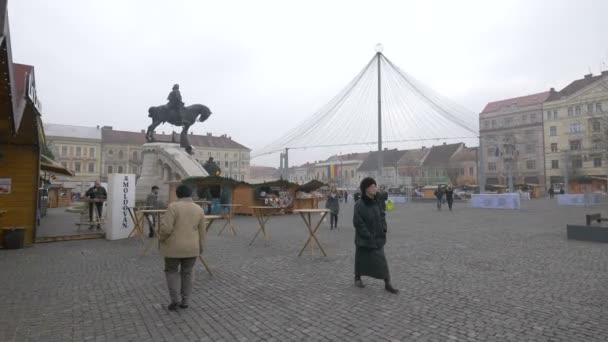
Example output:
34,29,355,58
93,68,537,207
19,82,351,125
167,84,186,124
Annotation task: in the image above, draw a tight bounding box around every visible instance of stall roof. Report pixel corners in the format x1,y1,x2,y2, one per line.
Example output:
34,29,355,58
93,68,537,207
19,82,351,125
298,180,326,193
40,155,74,176
182,176,251,187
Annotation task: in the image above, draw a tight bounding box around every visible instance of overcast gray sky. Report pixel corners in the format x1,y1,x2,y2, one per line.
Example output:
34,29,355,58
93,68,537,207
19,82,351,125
9,0,608,166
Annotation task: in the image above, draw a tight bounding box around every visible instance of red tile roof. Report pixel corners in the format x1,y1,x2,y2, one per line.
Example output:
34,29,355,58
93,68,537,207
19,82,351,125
101,128,250,150
481,91,551,114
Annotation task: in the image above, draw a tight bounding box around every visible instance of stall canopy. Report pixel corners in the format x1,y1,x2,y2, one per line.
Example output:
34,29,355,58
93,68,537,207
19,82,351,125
40,155,74,176
297,180,326,193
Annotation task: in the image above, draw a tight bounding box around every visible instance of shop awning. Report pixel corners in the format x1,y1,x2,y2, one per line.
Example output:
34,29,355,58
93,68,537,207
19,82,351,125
40,155,73,176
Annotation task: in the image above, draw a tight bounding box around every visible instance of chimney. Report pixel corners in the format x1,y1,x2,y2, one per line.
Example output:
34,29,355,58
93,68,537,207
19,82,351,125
96,125,100,129
584,73,593,79
207,133,212,137
550,87,556,94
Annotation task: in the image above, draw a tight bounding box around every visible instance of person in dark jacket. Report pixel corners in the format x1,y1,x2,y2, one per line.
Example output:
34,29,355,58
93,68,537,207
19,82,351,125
353,177,398,294
548,186,555,198
445,186,455,211
325,188,340,229
85,181,107,230
145,185,160,237
376,185,388,213
434,186,445,211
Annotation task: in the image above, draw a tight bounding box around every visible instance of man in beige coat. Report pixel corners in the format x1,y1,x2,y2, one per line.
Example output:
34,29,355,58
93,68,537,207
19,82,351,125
159,184,206,311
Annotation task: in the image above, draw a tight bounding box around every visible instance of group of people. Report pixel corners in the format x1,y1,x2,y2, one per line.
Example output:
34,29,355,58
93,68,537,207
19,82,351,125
433,185,455,211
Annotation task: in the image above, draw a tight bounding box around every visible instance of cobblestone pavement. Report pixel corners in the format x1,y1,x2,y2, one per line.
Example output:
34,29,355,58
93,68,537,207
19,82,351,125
1,199,608,341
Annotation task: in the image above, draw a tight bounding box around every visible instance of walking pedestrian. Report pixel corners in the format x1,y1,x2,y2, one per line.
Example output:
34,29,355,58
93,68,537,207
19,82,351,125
353,177,398,294
145,185,160,237
325,188,340,229
344,191,349,203
434,186,445,211
548,186,555,199
445,186,454,211
159,185,206,311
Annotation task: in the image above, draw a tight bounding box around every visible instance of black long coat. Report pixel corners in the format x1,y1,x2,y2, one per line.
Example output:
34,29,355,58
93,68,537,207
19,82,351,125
353,194,387,249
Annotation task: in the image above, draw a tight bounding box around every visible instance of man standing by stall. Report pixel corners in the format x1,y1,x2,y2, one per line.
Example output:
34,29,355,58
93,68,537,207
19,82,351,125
85,181,107,230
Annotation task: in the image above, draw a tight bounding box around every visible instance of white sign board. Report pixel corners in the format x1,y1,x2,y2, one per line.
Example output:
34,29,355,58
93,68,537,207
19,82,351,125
557,194,601,206
388,196,409,204
106,174,135,240
471,193,521,210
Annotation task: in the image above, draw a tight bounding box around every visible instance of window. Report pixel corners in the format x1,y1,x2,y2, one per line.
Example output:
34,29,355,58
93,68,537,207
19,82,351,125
61,146,67,156
526,160,536,169
553,110,558,119
569,122,582,133
487,147,495,156
488,163,497,171
551,160,559,169
588,103,594,113
460,168,465,176
594,157,602,168
550,126,557,136
597,102,603,113
88,163,95,173
593,121,601,132
234,153,238,158
575,105,581,116
491,120,496,128
568,107,573,116
484,121,490,129
593,139,603,149
225,161,229,167
118,166,123,173
118,150,124,160
225,153,229,159
89,147,95,158
107,166,113,174
526,145,534,154
504,117,513,126
570,140,581,151
530,113,537,121
572,158,582,169
108,150,113,156
208,152,212,157
74,162,81,172
132,151,138,160
469,167,474,176
76,147,81,157
550,143,558,152
69,146,74,156
351,170,355,177
546,111,551,120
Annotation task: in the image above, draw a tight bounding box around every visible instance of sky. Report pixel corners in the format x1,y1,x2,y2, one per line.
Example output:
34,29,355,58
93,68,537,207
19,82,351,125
8,0,608,167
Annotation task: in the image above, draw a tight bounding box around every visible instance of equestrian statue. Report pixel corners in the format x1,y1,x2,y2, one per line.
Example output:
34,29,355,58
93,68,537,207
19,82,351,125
146,84,212,155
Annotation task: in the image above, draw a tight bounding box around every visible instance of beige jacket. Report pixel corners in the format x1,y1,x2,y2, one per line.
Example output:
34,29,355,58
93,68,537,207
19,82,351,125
159,198,206,258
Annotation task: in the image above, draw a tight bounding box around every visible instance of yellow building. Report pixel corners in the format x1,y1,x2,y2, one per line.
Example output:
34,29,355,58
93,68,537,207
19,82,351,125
544,71,608,192
45,124,103,193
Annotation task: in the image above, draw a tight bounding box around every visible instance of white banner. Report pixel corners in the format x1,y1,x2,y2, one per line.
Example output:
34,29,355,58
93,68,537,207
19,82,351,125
388,196,409,204
471,193,521,210
106,174,136,240
557,194,601,206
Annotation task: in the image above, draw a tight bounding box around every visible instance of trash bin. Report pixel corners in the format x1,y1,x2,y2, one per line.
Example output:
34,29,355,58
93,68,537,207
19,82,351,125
2,227,25,249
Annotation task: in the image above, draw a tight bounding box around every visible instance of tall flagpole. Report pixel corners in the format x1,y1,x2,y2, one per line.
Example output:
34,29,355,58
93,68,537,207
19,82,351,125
376,44,384,180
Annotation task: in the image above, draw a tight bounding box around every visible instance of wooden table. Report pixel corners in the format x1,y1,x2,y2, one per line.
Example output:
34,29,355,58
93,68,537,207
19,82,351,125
248,206,282,246
127,206,154,243
76,198,106,230
293,209,330,257
205,214,221,232
139,209,166,256
217,204,243,236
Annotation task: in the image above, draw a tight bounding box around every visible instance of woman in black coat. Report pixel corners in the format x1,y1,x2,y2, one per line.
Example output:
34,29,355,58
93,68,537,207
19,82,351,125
352,177,398,294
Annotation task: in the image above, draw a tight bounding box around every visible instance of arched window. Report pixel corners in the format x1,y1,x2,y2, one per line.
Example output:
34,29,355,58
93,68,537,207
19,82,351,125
118,166,123,173
132,151,138,160
118,150,124,160
108,165,113,174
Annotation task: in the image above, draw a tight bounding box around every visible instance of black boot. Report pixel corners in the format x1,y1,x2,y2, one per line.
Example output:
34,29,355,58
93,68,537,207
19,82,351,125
384,279,399,294
355,276,365,288
167,303,179,311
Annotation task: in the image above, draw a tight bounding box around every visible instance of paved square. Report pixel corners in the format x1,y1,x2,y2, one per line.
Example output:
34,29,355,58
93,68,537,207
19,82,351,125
1,199,608,341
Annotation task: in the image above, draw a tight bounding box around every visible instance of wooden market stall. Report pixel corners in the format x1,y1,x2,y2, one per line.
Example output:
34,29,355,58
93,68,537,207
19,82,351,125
293,180,325,210
0,26,45,247
251,179,300,214
181,176,254,215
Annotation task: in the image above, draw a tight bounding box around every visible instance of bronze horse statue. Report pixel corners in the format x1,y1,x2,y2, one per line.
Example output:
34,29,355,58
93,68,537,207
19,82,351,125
146,104,212,154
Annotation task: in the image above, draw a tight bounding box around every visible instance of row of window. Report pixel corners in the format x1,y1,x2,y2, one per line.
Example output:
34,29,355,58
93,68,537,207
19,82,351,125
565,102,603,117
59,146,96,158
550,157,602,169
488,160,537,171
548,120,601,137
482,113,539,129
61,161,96,173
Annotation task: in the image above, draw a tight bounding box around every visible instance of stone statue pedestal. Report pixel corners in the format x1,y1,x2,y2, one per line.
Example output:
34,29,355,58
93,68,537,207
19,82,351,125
136,142,208,204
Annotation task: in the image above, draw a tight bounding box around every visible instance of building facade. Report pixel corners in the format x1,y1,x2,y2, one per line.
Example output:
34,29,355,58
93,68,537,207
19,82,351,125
420,143,464,185
479,91,550,189
448,147,478,186
543,72,608,192
46,124,251,186
45,124,103,191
